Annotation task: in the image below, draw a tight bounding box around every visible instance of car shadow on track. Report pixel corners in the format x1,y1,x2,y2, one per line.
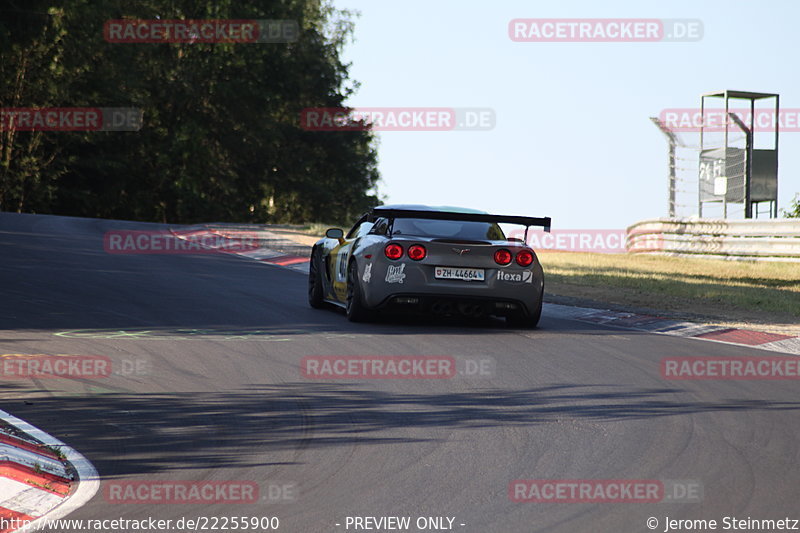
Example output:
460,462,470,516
7,383,800,478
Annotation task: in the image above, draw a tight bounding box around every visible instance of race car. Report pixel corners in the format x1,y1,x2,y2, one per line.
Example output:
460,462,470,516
307,205,551,327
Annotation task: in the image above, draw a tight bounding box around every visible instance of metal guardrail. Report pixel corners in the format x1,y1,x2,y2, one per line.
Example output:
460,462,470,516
626,218,800,261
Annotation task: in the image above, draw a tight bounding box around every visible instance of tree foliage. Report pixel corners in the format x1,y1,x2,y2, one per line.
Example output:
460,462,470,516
783,194,800,219
0,0,380,223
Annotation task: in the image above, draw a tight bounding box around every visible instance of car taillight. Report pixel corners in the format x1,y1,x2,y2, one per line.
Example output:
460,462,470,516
516,250,534,267
384,243,404,260
408,244,427,261
494,249,512,265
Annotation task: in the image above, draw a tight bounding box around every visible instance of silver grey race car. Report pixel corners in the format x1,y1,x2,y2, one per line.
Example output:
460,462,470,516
308,205,551,327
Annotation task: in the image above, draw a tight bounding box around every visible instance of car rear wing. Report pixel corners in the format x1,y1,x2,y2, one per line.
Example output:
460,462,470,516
370,207,551,240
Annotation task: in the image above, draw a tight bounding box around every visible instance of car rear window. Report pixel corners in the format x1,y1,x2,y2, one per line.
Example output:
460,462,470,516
389,218,505,240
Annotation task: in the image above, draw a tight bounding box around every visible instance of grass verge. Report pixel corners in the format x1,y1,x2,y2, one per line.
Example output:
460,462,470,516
539,252,800,335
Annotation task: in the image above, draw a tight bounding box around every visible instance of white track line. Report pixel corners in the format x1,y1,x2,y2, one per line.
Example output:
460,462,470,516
0,477,64,517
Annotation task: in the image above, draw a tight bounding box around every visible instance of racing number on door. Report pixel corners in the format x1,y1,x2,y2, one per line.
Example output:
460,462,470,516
330,243,352,301
336,244,351,283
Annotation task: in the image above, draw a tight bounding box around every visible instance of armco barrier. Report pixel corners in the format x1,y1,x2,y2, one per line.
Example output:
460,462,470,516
626,218,800,261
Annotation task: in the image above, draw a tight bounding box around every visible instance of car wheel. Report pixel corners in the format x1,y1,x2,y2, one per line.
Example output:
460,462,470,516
308,247,325,309
506,286,543,329
346,260,370,322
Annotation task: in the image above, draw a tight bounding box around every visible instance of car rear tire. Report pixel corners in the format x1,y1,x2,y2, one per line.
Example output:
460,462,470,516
346,260,370,322
506,286,543,329
308,247,325,309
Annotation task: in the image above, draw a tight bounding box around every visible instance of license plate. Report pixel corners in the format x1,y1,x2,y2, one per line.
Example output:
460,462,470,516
434,266,485,281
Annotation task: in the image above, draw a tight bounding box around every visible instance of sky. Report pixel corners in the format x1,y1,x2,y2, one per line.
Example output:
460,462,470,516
331,0,800,229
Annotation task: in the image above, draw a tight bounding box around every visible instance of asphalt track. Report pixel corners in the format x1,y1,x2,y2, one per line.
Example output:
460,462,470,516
1,211,799,532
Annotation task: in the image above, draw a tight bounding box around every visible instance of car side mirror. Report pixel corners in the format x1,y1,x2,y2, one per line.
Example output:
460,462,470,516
326,228,345,244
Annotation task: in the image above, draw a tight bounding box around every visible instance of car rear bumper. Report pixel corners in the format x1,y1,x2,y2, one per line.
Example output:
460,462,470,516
373,292,540,319
358,258,544,310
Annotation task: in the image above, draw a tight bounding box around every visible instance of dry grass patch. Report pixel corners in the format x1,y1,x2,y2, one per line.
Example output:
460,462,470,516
539,252,800,334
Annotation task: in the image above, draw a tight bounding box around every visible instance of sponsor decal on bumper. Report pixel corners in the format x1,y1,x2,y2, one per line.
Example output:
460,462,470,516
497,270,533,283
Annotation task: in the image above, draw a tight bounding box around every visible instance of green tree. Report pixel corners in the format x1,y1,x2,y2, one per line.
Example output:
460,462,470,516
0,3,71,212
783,194,800,218
1,0,380,223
